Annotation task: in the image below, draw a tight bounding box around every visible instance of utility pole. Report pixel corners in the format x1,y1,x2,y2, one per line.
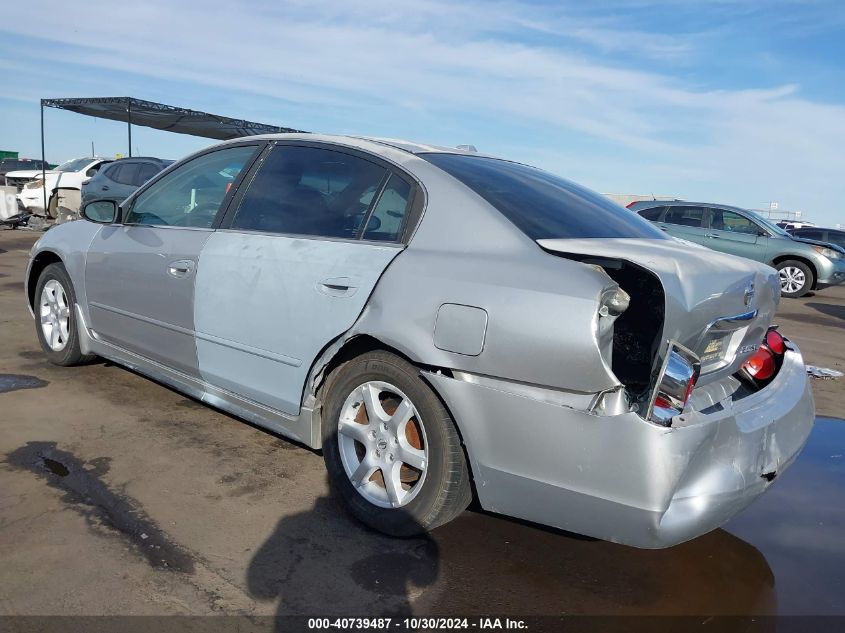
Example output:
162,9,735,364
40,100,47,213
127,98,132,158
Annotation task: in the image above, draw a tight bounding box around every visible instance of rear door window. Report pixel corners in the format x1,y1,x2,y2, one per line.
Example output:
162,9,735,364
110,163,141,185
361,174,412,241
231,145,389,239
637,206,666,221
101,163,120,182
663,206,705,228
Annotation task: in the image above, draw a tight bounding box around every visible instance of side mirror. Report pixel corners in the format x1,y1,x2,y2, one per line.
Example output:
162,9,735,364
82,200,117,224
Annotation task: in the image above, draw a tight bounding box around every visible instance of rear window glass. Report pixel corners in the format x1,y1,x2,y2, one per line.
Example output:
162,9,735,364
663,206,705,228
422,153,666,240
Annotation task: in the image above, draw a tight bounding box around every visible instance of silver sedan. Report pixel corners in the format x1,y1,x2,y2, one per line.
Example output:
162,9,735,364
25,135,814,548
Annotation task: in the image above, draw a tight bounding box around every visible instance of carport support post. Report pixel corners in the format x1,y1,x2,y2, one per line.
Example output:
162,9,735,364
40,100,47,213
127,98,132,157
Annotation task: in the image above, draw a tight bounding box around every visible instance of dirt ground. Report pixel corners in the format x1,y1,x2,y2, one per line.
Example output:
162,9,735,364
0,229,843,621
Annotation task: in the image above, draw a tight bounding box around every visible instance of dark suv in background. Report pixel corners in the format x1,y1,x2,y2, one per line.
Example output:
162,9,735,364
81,156,173,206
629,200,845,298
789,226,845,251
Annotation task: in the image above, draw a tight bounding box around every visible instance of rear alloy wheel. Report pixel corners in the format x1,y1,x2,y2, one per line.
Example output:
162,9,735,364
776,260,814,298
322,351,471,536
337,380,429,509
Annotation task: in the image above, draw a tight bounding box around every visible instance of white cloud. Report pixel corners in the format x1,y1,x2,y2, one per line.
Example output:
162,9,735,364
2,0,844,222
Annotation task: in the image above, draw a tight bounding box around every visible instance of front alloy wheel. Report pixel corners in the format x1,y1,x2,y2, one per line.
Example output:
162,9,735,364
34,262,96,366
779,266,805,295
776,259,814,298
40,279,71,352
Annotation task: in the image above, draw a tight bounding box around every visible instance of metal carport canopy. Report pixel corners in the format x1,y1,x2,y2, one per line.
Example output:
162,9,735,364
41,96,304,142
37,96,306,212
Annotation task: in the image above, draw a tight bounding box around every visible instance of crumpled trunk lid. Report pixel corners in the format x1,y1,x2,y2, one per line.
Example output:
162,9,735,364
538,238,781,385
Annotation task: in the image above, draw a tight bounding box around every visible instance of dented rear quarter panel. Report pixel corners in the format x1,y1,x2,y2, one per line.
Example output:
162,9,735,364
347,154,624,394
538,238,782,386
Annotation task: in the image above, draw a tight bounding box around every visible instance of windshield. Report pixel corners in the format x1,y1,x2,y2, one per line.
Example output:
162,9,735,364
422,153,667,240
749,211,791,237
55,158,93,172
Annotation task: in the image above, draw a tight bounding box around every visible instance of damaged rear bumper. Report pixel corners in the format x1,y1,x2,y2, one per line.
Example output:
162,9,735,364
424,346,814,548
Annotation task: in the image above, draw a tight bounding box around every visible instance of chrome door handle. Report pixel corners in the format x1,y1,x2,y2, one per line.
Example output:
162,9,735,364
708,232,721,238
101,185,109,191
318,277,357,297
168,259,196,278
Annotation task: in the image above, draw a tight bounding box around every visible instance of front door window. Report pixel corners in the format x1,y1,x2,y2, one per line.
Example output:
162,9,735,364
125,145,258,228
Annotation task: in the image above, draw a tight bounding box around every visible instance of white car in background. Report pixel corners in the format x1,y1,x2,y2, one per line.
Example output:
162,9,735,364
12,157,112,217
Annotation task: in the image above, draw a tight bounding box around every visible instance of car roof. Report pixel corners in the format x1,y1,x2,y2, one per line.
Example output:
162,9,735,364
221,132,483,157
107,156,170,163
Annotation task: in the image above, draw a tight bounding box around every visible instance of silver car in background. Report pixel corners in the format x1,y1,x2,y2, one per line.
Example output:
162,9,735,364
25,135,814,548
629,200,845,298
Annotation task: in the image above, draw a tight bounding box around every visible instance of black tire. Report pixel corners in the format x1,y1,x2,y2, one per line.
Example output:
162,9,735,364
33,263,96,366
776,259,814,299
322,350,471,536
46,193,58,219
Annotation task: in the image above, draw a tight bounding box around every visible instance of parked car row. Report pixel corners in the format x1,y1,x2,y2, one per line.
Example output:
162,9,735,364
789,226,845,250
26,134,815,548
0,158,49,182
628,200,845,298
5,156,171,218
776,220,815,231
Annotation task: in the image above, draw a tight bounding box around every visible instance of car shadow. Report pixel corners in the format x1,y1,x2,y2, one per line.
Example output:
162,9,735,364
246,489,439,627
806,302,845,322
246,486,777,625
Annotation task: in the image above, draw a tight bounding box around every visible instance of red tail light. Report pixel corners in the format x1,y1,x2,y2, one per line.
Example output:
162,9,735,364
766,329,786,355
742,347,776,381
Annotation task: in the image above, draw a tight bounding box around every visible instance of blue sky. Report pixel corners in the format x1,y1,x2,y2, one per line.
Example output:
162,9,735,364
1,0,843,226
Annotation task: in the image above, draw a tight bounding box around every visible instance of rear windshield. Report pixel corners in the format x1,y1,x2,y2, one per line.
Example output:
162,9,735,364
423,153,667,240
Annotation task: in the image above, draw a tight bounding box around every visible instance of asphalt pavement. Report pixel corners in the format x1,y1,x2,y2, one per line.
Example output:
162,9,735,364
0,229,842,620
